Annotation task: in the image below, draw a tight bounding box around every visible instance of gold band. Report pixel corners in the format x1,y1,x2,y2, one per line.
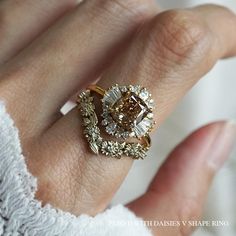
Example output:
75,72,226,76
87,84,151,148
87,84,106,96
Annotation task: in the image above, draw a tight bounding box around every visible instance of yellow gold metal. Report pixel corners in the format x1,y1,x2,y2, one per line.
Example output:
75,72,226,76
87,84,106,96
143,134,151,148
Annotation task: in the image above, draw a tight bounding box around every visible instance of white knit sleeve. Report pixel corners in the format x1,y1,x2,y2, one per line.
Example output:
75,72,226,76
0,101,152,236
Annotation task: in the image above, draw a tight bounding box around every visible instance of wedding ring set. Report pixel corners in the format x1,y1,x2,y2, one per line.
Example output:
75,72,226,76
77,84,155,159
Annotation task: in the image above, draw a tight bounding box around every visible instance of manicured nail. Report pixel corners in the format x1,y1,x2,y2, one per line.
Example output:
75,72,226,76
208,120,236,170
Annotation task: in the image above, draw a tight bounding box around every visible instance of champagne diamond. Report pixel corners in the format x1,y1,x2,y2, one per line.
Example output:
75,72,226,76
110,92,150,131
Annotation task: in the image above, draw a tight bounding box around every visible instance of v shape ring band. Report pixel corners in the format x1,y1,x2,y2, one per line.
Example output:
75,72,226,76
77,84,155,159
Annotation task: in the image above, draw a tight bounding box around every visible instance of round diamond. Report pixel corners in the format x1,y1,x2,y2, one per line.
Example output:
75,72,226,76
105,123,117,134
122,131,130,139
101,119,108,126
129,85,141,93
147,99,154,109
120,86,127,92
139,89,149,101
115,132,121,138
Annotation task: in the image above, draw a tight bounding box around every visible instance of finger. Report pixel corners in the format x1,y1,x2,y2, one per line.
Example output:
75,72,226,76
0,0,79,63
128,121,236,236
45,4,236,216
0,0,158,136
193,4,236,58
98,4,236,125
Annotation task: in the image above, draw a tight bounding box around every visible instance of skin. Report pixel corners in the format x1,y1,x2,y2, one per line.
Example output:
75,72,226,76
0,0,236,235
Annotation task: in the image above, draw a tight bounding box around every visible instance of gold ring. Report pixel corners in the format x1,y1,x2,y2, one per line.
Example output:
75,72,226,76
88,84,153,148
77,84,155,159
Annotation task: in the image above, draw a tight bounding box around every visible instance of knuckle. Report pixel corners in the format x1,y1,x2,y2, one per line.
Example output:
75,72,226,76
92,0,154,24
113,0,154,20
150,9,210,61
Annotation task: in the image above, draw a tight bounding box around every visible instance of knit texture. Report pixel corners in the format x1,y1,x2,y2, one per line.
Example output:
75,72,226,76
0,101,151,236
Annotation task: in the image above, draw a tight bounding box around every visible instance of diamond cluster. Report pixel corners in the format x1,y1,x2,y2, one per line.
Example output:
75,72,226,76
78,90,149,159
101,85,154,139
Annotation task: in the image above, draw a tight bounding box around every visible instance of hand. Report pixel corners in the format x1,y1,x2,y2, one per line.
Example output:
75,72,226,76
0,1,236,235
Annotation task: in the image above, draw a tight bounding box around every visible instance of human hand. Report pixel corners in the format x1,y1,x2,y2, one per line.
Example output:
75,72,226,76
0,1,236,235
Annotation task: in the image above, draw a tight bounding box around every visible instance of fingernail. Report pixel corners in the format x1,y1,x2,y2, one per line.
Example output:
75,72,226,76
208,120,236,170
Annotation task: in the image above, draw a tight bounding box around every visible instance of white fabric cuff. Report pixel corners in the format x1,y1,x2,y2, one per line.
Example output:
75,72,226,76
0,101,152,236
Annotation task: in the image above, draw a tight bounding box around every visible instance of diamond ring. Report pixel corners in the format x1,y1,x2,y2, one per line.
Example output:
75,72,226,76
77,84,155,159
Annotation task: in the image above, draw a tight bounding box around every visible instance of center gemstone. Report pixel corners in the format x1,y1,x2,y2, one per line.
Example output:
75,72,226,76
110,92,149,131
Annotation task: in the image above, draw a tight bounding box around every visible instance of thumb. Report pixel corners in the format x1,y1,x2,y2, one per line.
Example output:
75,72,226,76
127,121,236,236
